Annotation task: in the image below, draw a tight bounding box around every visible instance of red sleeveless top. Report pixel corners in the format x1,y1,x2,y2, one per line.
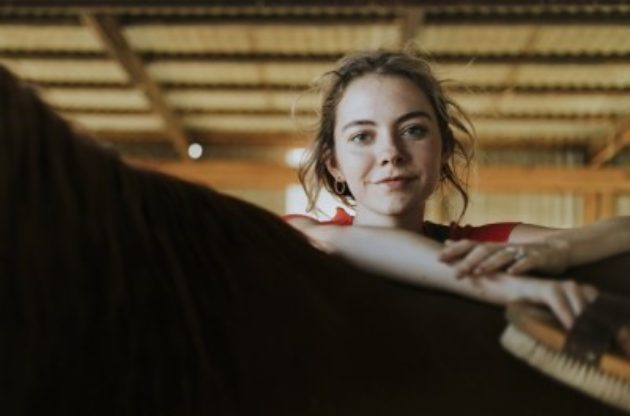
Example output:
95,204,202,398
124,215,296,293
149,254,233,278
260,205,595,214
284,207,519,243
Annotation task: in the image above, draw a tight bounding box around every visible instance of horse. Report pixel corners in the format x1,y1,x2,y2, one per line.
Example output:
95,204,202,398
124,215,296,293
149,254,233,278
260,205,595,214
1,65,627,415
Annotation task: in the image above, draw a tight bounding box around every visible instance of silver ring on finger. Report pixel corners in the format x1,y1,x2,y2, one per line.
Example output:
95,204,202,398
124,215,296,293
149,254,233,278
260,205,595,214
504,245,527,261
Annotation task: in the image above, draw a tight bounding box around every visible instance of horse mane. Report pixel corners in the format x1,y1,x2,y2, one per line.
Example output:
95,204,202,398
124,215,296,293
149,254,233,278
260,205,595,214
1,65,627,416
0,64,327,414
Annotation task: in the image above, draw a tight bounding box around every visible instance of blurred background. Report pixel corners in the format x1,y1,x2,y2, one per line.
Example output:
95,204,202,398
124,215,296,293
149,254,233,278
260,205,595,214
1,1,629,227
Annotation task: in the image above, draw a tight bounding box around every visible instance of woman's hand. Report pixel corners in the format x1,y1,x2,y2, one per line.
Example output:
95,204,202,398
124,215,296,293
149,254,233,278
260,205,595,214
485,275,598,329
439,238,571,278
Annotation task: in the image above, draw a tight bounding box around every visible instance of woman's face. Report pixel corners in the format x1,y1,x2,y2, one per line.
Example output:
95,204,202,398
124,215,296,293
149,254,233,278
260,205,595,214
328,74,443,221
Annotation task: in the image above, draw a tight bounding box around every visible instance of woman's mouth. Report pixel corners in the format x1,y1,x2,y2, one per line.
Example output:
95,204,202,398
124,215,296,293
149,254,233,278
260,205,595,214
375,176,417,190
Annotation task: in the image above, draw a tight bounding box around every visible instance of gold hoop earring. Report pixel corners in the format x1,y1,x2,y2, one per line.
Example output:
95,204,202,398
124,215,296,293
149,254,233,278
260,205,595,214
334,178,346,195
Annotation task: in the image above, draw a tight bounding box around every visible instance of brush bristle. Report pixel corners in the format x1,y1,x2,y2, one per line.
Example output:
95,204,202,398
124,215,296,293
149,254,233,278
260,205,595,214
501,325,630,412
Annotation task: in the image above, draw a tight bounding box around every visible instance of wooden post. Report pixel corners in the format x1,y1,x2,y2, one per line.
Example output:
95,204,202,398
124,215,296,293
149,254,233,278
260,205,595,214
582,193,600,225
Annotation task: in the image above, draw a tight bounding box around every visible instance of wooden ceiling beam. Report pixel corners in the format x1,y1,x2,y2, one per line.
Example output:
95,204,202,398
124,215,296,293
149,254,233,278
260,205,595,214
475,166,630,193
23,80,630,95
588,119,630,169
6,1,629,8
143,54,630,65
398,6,424,46
80,12,190,160
93,130,309,147
92,129,603,150
3,52,629,65
425,9,630,25
129,160,630,192
120,15,398,25
59,107,620,123
486,26,540,115
130,159,297,190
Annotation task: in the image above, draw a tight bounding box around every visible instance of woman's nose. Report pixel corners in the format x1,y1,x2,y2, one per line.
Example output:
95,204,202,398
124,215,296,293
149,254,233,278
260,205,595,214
377,134,407,166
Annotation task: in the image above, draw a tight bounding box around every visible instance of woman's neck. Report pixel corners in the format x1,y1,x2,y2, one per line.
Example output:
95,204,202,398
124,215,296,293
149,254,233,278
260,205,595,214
353,206,425,234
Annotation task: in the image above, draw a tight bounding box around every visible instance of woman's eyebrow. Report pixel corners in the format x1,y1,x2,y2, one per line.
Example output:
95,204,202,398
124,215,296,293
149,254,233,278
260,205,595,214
341,111,432,132
397,111,432,124
341,119,376,132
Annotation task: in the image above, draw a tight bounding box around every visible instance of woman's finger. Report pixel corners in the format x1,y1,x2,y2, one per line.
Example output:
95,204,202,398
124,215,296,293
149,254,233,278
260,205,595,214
472,248,520,276
617,326,630,357
560,280,588,317
544,287,575,329
439,239,476,261
581,284,599,303
454,244,502,278
506,249,541,274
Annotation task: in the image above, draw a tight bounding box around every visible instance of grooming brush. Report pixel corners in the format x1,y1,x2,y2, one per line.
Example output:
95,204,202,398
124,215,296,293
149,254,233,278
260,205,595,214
500,301,630,412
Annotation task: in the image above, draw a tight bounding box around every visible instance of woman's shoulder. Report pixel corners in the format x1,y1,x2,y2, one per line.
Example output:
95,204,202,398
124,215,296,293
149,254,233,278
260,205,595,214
282,207,354,226
284,209,519,243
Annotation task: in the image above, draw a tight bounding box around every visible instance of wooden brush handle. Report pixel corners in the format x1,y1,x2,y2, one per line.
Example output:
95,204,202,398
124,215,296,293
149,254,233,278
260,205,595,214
506,302,630,381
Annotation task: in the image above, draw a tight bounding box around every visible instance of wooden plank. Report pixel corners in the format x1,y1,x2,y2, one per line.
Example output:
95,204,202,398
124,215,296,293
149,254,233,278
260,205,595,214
56,107,618,122
485,26,540,115
7,1,630,8
398,6,424,46
589,124,630,168
474,166,630,194
130,161,630,193
582,193,600,225
130,159,296,189
3,52,628,66
81,13,190,159
600,192,617,219
93,130,309,147
91,129,594,150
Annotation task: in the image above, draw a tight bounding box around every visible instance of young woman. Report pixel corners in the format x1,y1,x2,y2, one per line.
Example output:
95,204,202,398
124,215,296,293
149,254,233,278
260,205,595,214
286,50,630,329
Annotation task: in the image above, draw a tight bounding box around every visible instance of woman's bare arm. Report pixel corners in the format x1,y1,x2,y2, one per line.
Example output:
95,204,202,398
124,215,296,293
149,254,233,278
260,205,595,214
440,216,630,277
287,217,597,328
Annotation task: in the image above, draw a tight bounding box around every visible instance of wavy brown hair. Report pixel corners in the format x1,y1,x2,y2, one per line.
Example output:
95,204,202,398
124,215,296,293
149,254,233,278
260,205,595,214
298,49,474,221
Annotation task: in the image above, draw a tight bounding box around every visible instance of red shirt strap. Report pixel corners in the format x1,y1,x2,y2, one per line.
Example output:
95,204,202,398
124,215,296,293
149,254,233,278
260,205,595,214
449,222,520,243
283,207,519,243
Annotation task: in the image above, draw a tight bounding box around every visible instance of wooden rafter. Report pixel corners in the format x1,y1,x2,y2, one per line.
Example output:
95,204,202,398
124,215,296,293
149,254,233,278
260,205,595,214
5,1,630,8
130,159,296,190
486,26,541,116
398,6,424,46
474,166,630,194
80,12,190,160
93,130,309,147
131,160,630,193
3,51,630,65
588,118,630,169
22,79,629,96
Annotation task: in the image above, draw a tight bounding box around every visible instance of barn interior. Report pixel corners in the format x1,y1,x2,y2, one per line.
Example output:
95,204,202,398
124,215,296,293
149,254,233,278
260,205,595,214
1,0,629,227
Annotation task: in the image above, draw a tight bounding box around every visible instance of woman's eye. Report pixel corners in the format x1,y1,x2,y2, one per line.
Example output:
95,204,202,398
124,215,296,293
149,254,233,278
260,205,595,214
402,125,428,139
349,132,371,143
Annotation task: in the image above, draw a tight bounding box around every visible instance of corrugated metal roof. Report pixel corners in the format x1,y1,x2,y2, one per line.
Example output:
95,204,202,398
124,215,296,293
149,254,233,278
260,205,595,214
166,89,318,112
0,25,103,52
125,23,401,54
148,60,333,86
0,58,129,83
454,92,630,116
183,113,315,132
419,24,630,55
436,63,630,88
42,87,149,110
64,113,164,131
473,119,613,143
0,4,627,165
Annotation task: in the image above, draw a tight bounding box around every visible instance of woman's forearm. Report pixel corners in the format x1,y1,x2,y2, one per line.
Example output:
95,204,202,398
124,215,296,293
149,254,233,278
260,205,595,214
544,216,630,269
312,224,532,306
302,223,597,328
